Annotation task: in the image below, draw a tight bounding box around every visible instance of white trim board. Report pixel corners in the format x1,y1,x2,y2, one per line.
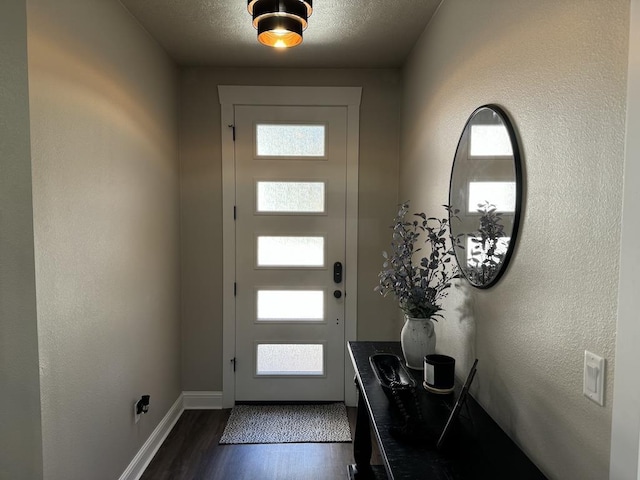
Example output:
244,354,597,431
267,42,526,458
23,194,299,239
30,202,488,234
218,86,362,107
218,86,361,408
610,1,640,479
183,391,223,410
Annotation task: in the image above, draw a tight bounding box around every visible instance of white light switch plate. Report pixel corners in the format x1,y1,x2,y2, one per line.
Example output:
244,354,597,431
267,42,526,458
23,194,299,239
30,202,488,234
584,350,605,406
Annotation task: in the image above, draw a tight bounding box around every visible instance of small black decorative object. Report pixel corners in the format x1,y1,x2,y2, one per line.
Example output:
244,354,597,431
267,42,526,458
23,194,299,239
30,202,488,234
369,353,416,395
369,354,424,439
424,354,455,394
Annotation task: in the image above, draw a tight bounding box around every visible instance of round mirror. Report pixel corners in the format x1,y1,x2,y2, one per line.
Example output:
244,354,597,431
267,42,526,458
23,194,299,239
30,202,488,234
449,105,522,288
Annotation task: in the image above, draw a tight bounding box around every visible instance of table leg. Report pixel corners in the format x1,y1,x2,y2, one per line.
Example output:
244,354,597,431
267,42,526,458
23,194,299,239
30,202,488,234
348,378,374,479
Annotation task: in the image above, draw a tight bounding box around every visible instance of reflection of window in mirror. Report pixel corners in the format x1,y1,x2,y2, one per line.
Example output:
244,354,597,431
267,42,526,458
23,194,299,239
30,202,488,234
470,125,513,156
466,236,510,266
468,181,516,213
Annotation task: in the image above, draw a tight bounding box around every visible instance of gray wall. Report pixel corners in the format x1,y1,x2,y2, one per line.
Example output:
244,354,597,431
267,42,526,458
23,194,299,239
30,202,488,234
27,0,181,478
179,68,402,391
401,1,628,479
0,1,43,478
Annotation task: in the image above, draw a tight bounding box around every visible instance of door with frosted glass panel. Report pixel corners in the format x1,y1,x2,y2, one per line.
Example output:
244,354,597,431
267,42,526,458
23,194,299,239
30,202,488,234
234,105,346,401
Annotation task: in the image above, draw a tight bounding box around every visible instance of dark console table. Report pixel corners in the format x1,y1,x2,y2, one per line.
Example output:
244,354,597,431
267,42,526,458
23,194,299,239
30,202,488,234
347,341,547,479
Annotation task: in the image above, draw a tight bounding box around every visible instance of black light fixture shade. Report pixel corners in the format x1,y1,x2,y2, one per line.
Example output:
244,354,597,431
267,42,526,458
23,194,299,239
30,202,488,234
248,0,313,48
258,15,304,48
252,0,308,29
248,0,312,16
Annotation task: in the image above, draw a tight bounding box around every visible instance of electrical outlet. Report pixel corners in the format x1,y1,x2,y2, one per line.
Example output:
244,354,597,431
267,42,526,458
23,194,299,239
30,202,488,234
583,351,605,406
134,401,141,423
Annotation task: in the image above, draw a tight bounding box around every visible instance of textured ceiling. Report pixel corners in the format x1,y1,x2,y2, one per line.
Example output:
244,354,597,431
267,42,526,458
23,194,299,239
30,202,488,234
119,0,442,67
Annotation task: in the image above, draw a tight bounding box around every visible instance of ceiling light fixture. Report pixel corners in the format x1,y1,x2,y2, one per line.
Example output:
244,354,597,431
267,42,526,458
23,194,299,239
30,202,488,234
248,0,313,48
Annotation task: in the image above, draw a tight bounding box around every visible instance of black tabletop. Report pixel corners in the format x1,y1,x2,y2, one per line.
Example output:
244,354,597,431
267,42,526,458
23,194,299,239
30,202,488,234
348,341,547,480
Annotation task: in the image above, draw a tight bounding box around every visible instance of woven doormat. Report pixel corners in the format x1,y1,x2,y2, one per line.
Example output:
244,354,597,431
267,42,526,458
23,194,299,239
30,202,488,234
219,403,352,444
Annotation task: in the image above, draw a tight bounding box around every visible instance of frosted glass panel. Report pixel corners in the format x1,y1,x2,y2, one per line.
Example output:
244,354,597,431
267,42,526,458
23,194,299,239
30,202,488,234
256,124,325,157
257,181,325,213
256,344,324,375
470,125,513,156
257,290,324,320
468,182,516,213
257,236,324,267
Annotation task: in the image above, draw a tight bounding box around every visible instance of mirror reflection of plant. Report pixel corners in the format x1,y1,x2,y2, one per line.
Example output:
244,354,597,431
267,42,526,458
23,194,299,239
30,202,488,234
466,201,506,284
375,202,461,320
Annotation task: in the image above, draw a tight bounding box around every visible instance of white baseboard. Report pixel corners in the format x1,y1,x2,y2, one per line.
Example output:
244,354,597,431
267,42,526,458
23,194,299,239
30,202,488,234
183,390,223,409
118,394,183,480
119,391,223,480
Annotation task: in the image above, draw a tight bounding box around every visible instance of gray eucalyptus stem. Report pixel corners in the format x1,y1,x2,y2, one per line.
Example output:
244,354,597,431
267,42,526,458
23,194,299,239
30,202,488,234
375,202,461,319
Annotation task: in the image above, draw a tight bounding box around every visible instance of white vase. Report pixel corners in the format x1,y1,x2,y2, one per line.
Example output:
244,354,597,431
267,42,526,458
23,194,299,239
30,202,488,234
400,315,436,370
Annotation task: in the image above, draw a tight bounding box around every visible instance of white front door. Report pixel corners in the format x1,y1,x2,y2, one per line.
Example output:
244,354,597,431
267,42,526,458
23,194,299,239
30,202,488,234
234,105,348,401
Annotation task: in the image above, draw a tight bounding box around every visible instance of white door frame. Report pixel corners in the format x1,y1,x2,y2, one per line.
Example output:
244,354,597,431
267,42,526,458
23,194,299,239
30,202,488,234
218,86,362,408
610,1,640,478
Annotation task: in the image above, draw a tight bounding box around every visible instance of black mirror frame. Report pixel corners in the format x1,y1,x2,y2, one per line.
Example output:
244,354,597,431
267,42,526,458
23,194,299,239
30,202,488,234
448,104,523,289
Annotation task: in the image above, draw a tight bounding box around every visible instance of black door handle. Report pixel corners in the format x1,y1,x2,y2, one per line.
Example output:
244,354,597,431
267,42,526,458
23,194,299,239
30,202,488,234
333,290,342,299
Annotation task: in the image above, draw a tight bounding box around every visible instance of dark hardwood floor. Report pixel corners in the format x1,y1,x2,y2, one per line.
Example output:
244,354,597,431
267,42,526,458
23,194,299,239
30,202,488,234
141,407,377,480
